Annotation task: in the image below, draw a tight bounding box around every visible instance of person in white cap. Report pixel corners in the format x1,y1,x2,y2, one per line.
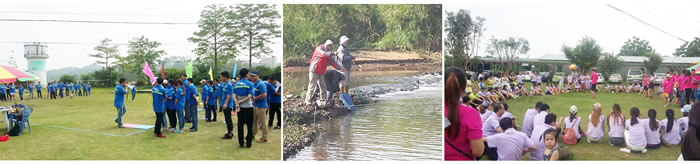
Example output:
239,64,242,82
305,40,345,105
563,105,584,143
680,104,692,136
337,35,354,93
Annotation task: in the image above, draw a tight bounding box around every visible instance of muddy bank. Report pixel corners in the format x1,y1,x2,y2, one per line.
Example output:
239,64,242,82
282,72,442,160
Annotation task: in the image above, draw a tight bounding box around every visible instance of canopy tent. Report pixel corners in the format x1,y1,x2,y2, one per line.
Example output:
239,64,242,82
568,64,578,70
0,65,33,83
689,63,700,74
17,70,39,82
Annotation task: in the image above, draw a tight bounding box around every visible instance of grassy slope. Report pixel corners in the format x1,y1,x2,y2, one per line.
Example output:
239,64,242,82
502,88,682,160
0,88,280,160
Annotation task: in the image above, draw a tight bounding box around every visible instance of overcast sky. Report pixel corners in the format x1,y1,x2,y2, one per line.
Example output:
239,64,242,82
0,0,282,70
445,0,700,59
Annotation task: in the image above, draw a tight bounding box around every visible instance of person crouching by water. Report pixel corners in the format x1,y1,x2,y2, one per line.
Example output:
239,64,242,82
305,40,345,106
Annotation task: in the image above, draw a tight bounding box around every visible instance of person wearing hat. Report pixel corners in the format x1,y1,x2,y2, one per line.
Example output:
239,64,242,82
250,70,269,143
563,105,584,143
305,40,345,106
337,35,354,93
680,104,692,136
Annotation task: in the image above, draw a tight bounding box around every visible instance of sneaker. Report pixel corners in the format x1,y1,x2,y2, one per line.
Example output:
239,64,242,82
175,129,182,133
239,144,245,148
641,149,647,154
274,126,281,129
222,134,233,139
256,139,267,143
212,119,217,122
189,129,197,132
118,125,124,128
619,148,631,153
155,134,166,138
246,144,252,148
169,128,175,132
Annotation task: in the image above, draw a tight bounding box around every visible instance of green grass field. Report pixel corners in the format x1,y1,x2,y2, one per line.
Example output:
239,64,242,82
0,88,280,160
502,89,683,160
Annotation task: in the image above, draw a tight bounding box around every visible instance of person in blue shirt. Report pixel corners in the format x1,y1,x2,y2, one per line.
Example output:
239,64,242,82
233,68,255,147
8,83,16,101
206,80,217,122
75,82,81,96
186,78,199,132
201,80,210,121
47,82,54,99
151,77,167,138
130,83,137,102
251,71,269,143
18,84,24,102
268,77,282,129
180,74,191,123
219,71,235,139
36,82,42,99
83,83,88,97
87,82,92,96
58,82,64,98
0,84,6,101
214,79,222,113
67,82,73,98
28,82,34,99
114,78,128,128
174,79,187,132
165,80,177,132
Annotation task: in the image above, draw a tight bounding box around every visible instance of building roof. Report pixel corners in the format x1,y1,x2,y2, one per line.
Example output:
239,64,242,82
522,54,700,64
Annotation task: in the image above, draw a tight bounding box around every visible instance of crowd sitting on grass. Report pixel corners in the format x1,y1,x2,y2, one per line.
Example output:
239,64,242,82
0,81,92,103
445,66,700,161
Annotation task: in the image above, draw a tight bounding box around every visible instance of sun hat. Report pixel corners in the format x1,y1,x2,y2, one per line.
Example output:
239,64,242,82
570,105,578,114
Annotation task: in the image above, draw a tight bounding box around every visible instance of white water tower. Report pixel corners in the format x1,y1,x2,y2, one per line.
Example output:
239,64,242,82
24,43,49,86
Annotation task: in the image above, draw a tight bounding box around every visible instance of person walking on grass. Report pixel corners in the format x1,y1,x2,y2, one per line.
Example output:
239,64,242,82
129,82,137,102
201,79,209,122
268,77,282,129
114,78,128,128
36,82,42,99
234,68,255,148
251,71,268,143
151,78,167,138
28,82,33,99
18,84,23,102
186,78,199,132
590,68,598,99
304,40,344,106
220,71,235,139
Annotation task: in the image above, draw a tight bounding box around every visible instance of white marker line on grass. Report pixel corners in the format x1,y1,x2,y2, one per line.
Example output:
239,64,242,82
31,123,145,137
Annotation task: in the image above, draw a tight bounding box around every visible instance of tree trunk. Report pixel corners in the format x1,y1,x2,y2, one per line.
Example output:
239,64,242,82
248,29,253,70
214,33,218,77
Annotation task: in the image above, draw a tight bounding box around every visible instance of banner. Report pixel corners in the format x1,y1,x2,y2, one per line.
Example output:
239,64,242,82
142,62,156,85
185,62,193,78
232,63,238,78
160,64,165,78
208,66,213,81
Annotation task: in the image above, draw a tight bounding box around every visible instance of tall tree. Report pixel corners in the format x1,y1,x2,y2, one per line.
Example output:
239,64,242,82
486,36,529,72
597,53,624,80
121,36,166,76
444,9,472,71
469,17,486,62
563,37,603,73
59,74,76,83
643,52,663,73
231,4,281,69
188,4,238,75
88,38,119,70
673,37,700,57
618,36,655,56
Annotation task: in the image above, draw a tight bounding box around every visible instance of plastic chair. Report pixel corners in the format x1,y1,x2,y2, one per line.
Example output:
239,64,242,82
17,108,33,135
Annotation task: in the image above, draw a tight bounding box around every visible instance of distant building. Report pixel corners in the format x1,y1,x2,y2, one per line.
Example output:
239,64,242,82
260,56,279,67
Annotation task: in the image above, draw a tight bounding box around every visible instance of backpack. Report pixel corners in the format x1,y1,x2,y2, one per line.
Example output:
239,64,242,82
562,117,579,145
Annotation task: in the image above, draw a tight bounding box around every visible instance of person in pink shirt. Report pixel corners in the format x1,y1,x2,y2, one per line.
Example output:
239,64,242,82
643,73,650,99
445,67,484,160
683,70,693,106
691,70,699,104
590,68,598,99
663,75,675,107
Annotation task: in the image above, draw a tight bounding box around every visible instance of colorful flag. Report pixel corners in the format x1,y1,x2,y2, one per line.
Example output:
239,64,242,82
208,66,213,81
232,63,238,78
160,64,165,78
185,62,193,78
142,62,156,85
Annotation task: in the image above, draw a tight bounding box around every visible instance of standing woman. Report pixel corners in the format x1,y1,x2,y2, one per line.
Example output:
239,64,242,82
680,102,700,160
444,67,484,161
587,103,606,143
684,70,693,105
608,104,626,147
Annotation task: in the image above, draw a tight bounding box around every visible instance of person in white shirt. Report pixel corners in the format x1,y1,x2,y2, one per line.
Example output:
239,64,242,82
608,104,626,147
679,104,691,136
643,109,662,149
587,103,606,143
563,105,584,143
620,107,647,153
660,109,681,146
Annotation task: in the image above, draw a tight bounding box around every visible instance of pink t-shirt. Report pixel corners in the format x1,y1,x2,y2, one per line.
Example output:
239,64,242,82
591,72,598,85
643,77,649,87
683,76,692,89
677,75,684,88
663,79,673,94
445,104,483,161
692,75,699,89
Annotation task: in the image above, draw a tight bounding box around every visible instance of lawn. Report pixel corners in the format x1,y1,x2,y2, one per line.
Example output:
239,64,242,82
0,88,281,160
502,89,683,160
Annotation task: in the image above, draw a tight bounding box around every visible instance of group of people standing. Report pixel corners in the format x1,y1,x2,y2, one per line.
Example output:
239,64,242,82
445,66,700,161
0,81,91,102
112,68,282,148
305,36,354,107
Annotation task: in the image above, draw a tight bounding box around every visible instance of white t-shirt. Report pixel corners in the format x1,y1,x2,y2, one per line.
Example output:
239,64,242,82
502,111,514,119
660,119,682,145
626,119,648,147
563,116,582,139
679,117,690,132
587,114,606,139
642,119,661,145
608,115,626,138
